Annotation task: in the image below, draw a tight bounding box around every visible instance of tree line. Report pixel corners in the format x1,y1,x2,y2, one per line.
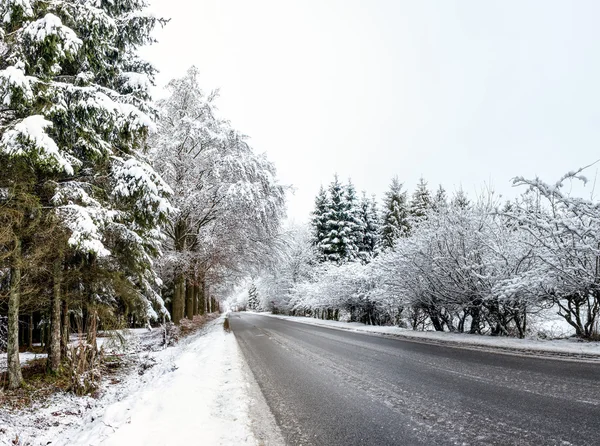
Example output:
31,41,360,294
251,168,600,341
0,0,285,390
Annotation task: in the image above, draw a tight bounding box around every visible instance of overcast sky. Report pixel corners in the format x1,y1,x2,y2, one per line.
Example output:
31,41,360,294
142,0,600,221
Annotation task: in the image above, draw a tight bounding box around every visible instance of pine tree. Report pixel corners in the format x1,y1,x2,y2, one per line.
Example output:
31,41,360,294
357,193,380,261
451,187,470,209
311,185,330,258
381,176,409,250
433,185,448,212
247,282,260,311
410,177,432,221
318,175,358,263
344,180,363,260
0,0,171,386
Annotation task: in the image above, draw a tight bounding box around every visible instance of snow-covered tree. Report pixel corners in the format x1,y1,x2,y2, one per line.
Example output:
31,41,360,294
357,193,380,261
318,175,359,263
510,168,600,338
310,186,330,256
432,185,448,212
0,0,171,386
451,187,470,209
380,176,409,250
409,176,432,222
151,68,287,323
247,282,260,311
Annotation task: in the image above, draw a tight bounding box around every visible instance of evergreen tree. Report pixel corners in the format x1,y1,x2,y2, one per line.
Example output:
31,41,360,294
344,179,363,259
247,282,260,311
410,177,432,221
310,185,330,257
319,175,358,263
433,185,448,212
357,193,380,261
451,187,470,209
381,176,409,250
0,0,171,386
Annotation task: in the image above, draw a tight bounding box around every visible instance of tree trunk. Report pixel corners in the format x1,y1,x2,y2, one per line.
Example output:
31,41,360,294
193,283,199,316
61,299,69,358
28,313,33,349
186,279,194,320
204,282,210,313
7,238,23,389
198,281,205,315
48,259,62,373
172,273,184,324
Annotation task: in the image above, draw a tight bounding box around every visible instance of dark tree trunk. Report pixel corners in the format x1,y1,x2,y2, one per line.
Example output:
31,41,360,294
7,238,23,389
48,259,62,373
193,282,199,315
186,279,194,320
198,280,206,315
28,313,33,349
61,299,69,358
172,273,184,324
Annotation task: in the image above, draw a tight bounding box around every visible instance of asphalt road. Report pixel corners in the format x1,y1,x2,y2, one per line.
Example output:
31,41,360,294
230,312,600,446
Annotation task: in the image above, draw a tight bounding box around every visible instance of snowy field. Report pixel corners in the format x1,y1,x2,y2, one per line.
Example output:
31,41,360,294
0,317,281,446
258,313,600,360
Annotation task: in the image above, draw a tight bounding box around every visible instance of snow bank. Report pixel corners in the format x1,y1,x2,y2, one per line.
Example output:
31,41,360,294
1,318,261,446
0,351,47,372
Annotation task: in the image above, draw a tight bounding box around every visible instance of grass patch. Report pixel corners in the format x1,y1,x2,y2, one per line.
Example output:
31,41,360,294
0,358,71,410
179,313,219,338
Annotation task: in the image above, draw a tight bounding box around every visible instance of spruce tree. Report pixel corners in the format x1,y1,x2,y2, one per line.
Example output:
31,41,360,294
358,192,380,261
410,177,432,221
433,185,448,212
311,185,330,260
0,0,171,385
381,176,409,250
319,175,358,263
344,180,363,260
451,187,470,209
247,282,260,311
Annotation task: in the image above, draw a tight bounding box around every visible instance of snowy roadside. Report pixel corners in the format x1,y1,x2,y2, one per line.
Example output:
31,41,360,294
257,313,600,361
1,316,283,446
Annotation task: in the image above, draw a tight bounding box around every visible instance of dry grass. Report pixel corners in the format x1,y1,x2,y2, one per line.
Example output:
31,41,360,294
179,313,219,338
0,359,71,410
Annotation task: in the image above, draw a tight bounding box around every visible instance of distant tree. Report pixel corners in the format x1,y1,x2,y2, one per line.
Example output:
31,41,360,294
318,175,358,263
311,186,330,258
380,177,409,250
433,185,448,211
247,282,260,311
410,177,432,221
344,180,364,258
358,193,380,261
451,187,470,209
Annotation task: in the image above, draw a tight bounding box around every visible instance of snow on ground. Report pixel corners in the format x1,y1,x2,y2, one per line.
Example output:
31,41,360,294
0,351,47,372
1,316,269,446
258,313,600,359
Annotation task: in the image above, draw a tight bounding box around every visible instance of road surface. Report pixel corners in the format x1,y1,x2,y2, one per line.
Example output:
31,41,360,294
230,312,600,446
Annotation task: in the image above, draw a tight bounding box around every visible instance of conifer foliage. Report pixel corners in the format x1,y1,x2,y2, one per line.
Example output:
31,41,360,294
380,176,409,250
0,2,287,390
0,0,173,388
247,282,260,311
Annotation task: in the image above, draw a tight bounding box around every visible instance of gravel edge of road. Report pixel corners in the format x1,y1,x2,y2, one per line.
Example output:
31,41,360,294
259,313,600,364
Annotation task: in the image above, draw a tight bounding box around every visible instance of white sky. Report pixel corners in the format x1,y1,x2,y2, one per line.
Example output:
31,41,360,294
142,0,600,221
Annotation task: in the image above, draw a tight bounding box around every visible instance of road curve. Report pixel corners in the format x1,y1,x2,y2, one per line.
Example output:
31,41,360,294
230,312,600,446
